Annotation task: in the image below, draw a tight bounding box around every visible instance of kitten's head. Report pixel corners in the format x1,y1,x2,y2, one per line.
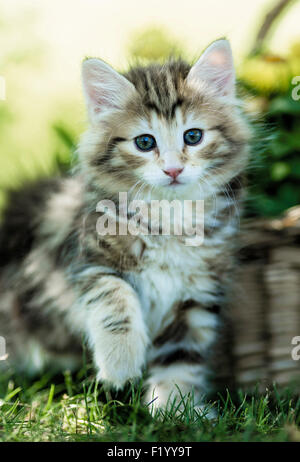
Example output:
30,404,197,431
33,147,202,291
80,39,250,200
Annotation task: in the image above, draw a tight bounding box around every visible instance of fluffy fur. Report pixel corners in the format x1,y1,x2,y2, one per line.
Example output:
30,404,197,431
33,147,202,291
0,40,251,414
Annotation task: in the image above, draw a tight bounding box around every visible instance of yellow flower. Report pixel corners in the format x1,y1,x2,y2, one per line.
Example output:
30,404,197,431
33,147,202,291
239,54,294,94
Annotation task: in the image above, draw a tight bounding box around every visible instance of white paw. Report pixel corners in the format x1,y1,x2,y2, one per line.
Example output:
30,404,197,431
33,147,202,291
95,328,148,389
194,404,217,421
144,382,216,420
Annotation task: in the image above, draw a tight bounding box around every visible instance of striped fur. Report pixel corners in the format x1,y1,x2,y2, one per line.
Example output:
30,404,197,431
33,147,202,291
0,40,251,414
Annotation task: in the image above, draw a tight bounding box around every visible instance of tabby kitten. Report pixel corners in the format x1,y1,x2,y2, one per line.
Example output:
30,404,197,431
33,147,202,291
0,39,250,414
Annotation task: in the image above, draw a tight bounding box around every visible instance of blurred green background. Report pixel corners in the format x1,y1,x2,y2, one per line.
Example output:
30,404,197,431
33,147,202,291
0,0,300,218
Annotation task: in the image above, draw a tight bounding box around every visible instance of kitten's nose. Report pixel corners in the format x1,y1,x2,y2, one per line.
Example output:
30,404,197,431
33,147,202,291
163,168,184,179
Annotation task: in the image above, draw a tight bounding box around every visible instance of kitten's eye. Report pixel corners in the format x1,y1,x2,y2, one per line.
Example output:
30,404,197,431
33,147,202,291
134,134,156,152
183,128,203,146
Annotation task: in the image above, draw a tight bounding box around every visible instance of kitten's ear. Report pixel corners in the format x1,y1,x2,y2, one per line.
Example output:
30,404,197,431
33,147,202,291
186,39,235,97
82,58,136,123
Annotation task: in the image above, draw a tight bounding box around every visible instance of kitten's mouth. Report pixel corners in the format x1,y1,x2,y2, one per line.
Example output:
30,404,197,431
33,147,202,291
169,179,183,187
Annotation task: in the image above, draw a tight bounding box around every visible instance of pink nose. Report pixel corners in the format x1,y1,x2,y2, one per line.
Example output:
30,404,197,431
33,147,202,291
163,168,184,179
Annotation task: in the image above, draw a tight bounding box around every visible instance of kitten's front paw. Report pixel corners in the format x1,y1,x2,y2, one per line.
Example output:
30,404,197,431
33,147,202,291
95,328,148,389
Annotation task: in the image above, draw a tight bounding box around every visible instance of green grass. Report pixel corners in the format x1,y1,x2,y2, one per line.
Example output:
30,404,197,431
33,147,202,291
0,364,299,442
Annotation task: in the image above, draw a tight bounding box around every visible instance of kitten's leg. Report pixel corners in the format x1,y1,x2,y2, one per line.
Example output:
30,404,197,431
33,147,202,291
144,300,219,417
75,273,148,389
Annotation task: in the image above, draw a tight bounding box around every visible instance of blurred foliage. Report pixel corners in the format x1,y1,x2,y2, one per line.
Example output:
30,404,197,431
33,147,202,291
0,7,80,212
127,26,186,63
241,44,300,217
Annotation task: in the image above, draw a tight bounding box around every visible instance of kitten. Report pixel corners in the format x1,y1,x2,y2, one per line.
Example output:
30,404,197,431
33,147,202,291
0,39,250,414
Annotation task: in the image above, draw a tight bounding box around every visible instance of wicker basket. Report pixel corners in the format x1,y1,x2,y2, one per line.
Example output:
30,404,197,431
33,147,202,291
215,206,300,390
